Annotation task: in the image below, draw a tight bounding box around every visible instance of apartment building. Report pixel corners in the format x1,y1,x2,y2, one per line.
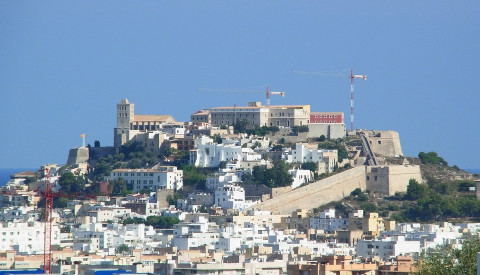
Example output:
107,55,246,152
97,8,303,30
189,136,261,168
191,102,310,128
283,143,338,174
214,185,245,210
106,166,183,192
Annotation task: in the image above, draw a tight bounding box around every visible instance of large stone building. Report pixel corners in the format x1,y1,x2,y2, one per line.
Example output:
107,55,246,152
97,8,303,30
191,102,310,128
114,99,177,147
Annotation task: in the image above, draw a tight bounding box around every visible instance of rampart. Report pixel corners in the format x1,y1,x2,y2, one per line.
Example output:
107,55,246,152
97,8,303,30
248,166,367,214
248,164,422,214
366,165,422,195
66,147,89,166
307,123,346,139
363,130,403,157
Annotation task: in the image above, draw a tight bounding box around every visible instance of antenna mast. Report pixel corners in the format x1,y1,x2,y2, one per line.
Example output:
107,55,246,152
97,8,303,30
350,69,367,132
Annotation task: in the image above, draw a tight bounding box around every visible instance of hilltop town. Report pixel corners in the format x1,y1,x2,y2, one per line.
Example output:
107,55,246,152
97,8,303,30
2,99,478,274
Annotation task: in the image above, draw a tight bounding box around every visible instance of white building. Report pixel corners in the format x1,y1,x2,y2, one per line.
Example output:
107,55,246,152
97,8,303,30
215,185,245,210
356,235,421,260
190,136,261,168
206,172,241,190
172,216,220,250
283,143,338,174
106,166,183,192
288,168,312,189
0,221,60,254
309,209,348,233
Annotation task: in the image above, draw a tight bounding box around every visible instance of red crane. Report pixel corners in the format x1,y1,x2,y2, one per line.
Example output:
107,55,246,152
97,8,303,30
39,168,53,274
36,168,108,274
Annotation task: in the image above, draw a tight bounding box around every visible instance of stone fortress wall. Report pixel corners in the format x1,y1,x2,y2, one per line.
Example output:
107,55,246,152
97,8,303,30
362,130,403,157
66,147,89,166
249,164,422,215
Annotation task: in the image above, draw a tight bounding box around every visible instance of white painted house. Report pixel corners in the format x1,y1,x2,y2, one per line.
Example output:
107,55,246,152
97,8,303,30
206,172,242,190
190,136,261,168
106,166,183,192
355,235,421,260
309,209,348,233
288,168,312,189
215,185,245,210
283,143,338,174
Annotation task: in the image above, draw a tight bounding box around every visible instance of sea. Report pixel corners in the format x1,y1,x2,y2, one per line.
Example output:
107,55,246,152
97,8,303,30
466,169,480,175
0,168,37,187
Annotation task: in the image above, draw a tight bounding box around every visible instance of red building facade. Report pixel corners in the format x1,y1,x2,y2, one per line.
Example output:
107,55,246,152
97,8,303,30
310,112,344,123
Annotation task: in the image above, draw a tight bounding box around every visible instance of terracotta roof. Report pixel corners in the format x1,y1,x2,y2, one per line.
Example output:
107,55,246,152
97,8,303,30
133,114,176,122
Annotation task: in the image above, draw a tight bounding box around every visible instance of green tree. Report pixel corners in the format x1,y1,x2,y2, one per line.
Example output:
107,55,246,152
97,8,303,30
251,141,262,149
53,197,69,208
361,202,377,213
198,205,209,213
218,161,227,169
234,119,249,134
117,244,130,254
350,188,362,196
94,140,101,147
417,238,480,275
212,133,222,144
406,179,428,200
120,141,145,158
59,172,85,193
271,144,283,151
418,151,448,166
109,178,129,196
93,161,111,181
129,159,141,169
252,160,293,187
182,165,207,186
301,162,317,172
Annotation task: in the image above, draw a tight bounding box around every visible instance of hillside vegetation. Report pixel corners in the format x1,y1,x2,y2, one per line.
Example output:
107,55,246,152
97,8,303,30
312,152,478,223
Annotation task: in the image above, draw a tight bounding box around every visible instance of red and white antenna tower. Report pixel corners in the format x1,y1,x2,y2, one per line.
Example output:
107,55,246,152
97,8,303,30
294,68,367,131
40,168,53,274
349,69,367,132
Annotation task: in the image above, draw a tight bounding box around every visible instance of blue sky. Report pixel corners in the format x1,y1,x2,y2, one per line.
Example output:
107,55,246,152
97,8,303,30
1,1,478,169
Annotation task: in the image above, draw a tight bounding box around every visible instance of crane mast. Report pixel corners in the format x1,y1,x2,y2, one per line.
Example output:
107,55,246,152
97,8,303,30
294,68,367,132
350,69,367,132
41,168,53,274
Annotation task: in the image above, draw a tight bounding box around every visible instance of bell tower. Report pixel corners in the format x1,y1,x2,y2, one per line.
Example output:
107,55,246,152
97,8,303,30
117,99,134,129
114,99,135,147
